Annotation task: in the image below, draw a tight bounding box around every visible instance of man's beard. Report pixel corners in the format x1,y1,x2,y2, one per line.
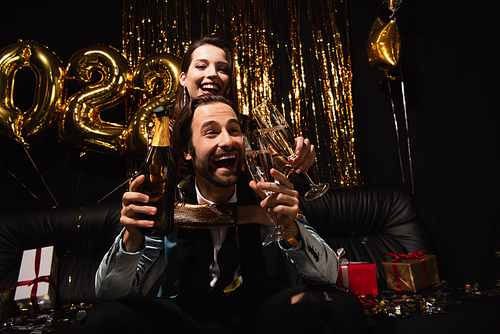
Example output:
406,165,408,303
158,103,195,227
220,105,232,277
190,146,243,188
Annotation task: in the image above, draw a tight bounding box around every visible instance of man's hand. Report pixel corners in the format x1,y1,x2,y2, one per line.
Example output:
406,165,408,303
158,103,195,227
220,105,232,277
120,175,156,252
290,136,315,174
249,168,301,238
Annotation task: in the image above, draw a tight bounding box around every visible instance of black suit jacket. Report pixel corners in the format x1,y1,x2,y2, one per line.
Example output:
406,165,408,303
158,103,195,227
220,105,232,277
173,173,268,319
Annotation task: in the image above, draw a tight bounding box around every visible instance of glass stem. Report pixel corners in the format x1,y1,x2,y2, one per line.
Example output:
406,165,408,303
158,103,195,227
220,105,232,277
266,206,280,229
302,171,317,187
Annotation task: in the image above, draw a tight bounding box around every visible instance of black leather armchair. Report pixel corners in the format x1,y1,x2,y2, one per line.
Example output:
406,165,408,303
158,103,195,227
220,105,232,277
298,183,431,290
0,201,122,307
0,183,429,310
2,184,496,333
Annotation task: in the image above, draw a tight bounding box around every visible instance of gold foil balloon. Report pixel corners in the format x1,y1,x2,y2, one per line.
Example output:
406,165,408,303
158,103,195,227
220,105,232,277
0,40,64,144
59,45,130,154
366,18,401,81
124,53,181,159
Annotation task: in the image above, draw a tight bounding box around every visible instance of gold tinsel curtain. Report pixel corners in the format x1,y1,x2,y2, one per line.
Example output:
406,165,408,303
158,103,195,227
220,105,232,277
122,0,360,187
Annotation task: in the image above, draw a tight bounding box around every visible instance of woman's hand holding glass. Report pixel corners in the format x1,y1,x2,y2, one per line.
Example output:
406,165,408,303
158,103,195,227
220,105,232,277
252,100,329,201
290,136,316,174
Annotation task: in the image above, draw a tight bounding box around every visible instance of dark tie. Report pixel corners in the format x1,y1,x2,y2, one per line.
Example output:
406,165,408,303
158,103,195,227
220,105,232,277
214,226,240,291
191,229,213,291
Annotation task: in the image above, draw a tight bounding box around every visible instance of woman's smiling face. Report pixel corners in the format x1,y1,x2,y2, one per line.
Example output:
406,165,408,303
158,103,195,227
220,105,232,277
180,44,230,99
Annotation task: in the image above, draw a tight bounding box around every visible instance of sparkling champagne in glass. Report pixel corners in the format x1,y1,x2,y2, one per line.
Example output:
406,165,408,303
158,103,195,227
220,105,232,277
243,130,285,245
252,100,329,201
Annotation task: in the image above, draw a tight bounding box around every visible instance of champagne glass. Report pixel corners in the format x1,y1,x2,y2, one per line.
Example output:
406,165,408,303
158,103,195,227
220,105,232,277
252,99,329,201
243,130,285,245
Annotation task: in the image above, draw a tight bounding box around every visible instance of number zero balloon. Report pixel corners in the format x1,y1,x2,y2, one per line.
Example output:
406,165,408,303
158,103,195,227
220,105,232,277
0,40,64,145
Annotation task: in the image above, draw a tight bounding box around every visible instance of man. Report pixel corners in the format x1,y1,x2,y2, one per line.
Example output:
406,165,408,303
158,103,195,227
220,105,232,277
72,95,365,334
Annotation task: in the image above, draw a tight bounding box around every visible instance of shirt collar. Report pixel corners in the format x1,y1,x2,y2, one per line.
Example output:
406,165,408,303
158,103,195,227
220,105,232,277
194,177,237,205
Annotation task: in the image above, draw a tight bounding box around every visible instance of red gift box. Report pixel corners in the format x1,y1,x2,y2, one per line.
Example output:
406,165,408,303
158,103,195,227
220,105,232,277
335,248,378,295
336,261,378,295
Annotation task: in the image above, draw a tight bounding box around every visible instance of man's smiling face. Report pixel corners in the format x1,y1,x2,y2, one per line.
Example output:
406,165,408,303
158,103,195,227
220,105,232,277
184,101,244,190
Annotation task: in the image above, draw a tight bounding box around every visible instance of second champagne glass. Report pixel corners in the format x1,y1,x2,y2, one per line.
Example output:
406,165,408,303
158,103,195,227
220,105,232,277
243,130,285,245
252,99,329,201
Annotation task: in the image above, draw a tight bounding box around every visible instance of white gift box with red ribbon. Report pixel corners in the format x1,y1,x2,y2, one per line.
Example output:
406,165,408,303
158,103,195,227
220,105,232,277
14,246,58,313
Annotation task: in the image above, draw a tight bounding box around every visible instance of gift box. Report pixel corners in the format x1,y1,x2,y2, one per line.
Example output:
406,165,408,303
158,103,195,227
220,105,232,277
14,246,58,313
337,262,378,295
335,249,378,295
382,251,440,293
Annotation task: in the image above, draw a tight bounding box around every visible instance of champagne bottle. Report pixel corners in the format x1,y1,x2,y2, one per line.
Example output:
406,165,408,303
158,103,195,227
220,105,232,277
138,106,176,236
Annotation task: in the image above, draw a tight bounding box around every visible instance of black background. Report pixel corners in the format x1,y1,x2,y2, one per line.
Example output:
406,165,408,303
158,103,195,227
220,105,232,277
1,0,499,287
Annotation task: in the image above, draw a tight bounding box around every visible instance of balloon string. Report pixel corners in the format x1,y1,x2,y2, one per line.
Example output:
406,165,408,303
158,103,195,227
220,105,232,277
0,161,47,206
399,63,414,193
23,145,59,206
389,8,396,20
386,75,406,186
97,171,141,203
73,153,87,205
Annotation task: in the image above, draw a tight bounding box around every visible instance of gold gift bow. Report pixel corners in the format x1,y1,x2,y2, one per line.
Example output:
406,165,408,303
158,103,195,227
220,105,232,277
173,203,238,229
173,203,301,247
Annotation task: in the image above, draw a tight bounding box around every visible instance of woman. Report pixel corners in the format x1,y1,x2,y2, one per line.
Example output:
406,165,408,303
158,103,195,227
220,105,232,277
174,35,316,175
174,35,236,116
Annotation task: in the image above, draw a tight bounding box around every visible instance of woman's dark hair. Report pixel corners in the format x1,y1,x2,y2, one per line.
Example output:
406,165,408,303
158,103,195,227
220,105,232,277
172,94,240,170
173,35,238,117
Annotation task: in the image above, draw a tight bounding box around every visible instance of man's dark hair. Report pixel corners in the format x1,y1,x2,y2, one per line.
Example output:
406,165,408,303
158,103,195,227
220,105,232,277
173,35,238,116
172,94,240,170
